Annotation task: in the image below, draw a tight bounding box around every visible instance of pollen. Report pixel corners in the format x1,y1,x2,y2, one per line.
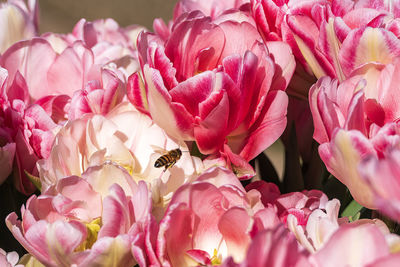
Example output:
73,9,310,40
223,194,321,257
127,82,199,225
210,248,222,265
75,218,102,251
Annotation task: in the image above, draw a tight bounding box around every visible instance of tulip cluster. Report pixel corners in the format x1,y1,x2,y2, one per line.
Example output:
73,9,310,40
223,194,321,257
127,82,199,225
1,0,400,266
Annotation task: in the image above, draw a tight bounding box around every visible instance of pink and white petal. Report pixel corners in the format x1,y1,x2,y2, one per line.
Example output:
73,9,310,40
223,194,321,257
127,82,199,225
164,15,226,79
147,43,178,90
339,28,400,77
6,214,54,266
35,94,70,123
286,15,335,79
55,176,102,219
79,236,135,267
194,90,229,154
99,184,133,238
344,90,367,134
47,41,97,96
319,129,376,208
83,163,137,199
218,207,251,262
239,90,288,161
319,19,346,82
144,65,195,140
309,77,334,144
377,60,400,122
190,183,226,252
126,72,150,116
169,71,214,116
0,38,57,100
313,223,390,267
157,203,195,267
266,41,296,91
30,129,55,159
45,220,87,266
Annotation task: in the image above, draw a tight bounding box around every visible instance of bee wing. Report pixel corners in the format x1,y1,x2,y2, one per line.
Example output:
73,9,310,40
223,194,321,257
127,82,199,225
150,145,168,155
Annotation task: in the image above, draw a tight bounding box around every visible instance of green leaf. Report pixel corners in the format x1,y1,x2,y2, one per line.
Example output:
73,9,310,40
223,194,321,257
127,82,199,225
341,199,364,220
24,170,42,191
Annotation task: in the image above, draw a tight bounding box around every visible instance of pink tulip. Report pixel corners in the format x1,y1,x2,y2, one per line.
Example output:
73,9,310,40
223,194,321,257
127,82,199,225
6,163,152,267
0,67,61,193
1,38,99,100
309,60,400,207
37,102,203,218
0,35,130,193
150,167,280,266
319,123,400,208
0,0,38,53
252,0,400,81
128,10,294,174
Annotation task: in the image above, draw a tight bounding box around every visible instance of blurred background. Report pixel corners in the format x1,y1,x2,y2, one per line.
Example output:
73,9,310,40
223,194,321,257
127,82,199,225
38,0,177,33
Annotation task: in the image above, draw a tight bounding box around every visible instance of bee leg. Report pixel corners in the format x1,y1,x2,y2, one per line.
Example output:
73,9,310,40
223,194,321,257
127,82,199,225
164,159,177,171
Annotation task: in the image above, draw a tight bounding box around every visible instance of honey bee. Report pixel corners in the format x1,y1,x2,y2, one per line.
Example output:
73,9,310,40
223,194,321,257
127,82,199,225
154,148,182,171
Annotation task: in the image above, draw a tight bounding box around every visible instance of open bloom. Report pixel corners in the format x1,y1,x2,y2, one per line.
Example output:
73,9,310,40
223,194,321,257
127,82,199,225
252,0,400,81
38,102,202,218
0,0,38,53
150,167,280,266
128,10,294,174
309,58,400,207
7,163,152,267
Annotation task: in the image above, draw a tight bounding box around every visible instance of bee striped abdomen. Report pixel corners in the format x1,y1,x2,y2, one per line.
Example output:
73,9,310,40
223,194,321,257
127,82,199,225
154,149,182,170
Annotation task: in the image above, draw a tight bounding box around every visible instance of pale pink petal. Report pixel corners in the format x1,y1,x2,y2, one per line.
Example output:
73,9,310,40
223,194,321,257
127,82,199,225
313,223,390,267
218,207,251,262
0,38,57,100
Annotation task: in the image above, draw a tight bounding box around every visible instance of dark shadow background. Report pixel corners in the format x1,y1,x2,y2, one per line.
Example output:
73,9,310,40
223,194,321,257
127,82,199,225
39,0,177,33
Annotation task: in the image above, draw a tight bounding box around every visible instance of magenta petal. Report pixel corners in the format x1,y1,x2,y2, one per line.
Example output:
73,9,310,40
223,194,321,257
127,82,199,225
239,90,288,161
165,14,225,80
194,90,229,154
126,72,150,116
148,43,178,90
186,249,211,265
169,71,214,116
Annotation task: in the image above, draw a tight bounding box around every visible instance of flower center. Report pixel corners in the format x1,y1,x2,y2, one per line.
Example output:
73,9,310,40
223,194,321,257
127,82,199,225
75,218,102,251
210,249,222,265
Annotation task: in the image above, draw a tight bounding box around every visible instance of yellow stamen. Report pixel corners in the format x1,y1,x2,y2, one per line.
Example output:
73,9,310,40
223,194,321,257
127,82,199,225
210,249,222,265
75,218,102,251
